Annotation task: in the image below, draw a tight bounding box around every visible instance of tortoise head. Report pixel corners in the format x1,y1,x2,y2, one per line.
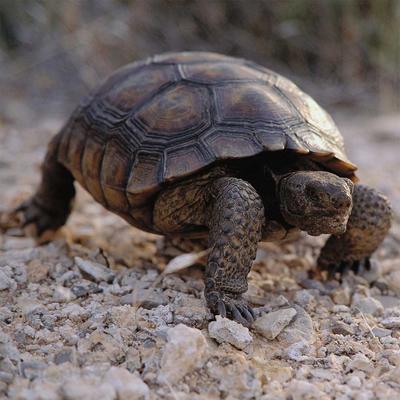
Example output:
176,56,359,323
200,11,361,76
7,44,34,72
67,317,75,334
278,171,354,236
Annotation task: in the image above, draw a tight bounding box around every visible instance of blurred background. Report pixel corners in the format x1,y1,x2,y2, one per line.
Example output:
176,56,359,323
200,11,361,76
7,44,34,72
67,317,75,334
0,0,399,126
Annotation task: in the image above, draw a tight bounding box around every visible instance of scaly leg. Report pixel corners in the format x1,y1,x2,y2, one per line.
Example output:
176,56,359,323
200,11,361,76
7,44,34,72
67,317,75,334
17,134,76,236
205,178,264,325
318,184,392,277
154,175,265,325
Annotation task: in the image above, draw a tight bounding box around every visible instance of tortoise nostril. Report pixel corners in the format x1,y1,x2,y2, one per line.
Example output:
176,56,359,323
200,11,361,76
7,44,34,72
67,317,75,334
334,194,351,209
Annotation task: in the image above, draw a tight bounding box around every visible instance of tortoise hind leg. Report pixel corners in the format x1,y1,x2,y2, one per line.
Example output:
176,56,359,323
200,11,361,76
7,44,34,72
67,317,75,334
318,184,392,277
17,134,75,237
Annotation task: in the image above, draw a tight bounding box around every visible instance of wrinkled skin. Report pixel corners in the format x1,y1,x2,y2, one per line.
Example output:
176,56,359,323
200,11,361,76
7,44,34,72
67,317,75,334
279,171,354,236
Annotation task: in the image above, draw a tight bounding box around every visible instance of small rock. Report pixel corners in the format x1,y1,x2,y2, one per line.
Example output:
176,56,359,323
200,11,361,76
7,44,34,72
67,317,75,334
386,270,400,294
332,305,350,313
263,361,293,383
146,304,174,328
207,353,261,399
346,353,374,375
20,360,47,380
120,289,167,309
62,378,116,400
254,307,297,340
106,305,137,329
299,279,328,294
288,379,329,400
331,321,355,336
0,269,15,291
372,327,392,338
285,340,314,361
374,295,400,309
0,307,13,323
158,324,208,384
71,280,102,297
352,294,384,316
293,290,316,309
279,306,315,344
346,375,362,389
26,259,50,283
208,316,253,350
53,286,76,302
331,286,351,306
75,257,115,283
381,317,400,329
105,366,149,400
54,347,76,365
173,295,212,328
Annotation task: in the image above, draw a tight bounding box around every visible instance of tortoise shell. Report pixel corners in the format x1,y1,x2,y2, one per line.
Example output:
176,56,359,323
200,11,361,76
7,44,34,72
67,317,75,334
57,51,357,232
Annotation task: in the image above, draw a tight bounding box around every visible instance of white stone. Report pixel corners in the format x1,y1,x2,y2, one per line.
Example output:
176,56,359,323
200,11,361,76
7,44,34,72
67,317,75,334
346,353,374,375
75,257,115,283
351,294,383,316
254,308,297,340
288,379,329,400
381,316,400,329
105,366,149,400
208,316,252,350
53,286,75,303
62,378,116,400
279,306,315,344
347,375,362,389
158,324,208,384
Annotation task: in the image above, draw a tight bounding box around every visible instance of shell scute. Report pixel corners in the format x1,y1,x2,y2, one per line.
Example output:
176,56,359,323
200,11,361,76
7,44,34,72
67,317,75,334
135,83,210,135
181,62,263,84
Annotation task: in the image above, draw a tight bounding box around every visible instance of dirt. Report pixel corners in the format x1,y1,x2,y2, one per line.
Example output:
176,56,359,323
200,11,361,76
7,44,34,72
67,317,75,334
0,113,400,399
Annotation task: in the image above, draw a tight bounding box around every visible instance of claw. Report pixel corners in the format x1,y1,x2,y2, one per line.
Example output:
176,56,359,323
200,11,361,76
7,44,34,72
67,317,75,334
217,300,227,318
230,305,249,326
238,305,254,324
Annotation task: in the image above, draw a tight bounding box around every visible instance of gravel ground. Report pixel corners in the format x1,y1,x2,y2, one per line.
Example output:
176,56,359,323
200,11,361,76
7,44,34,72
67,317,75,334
1,114,400,399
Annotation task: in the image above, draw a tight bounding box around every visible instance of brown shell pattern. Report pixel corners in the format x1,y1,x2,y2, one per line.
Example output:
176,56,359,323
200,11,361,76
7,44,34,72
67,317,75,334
58,51,357,226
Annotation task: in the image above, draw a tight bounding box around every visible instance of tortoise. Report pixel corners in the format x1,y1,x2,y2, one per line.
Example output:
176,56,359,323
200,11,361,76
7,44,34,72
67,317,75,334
16,51,392,325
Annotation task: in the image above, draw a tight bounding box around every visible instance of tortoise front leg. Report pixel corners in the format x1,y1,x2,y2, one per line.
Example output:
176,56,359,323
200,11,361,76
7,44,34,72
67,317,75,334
318,184,392,277
205,178,264,325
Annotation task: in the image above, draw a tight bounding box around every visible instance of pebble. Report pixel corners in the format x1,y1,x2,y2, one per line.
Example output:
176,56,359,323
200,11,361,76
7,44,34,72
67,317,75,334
0,268,16,291
208,316,253,350
105,366,149,400
254,308,297,340
346,353,374,375
0,307,13,323
53,286,76,302
331,286,351,306
381,317,400,329
288,379,329,400
372,327,392,338
120,289,168,309
71,280,102,297
279,306,315,344
331,321,355,336
386,270,400,294
293,290,316,309
62,378,116,400
158,324,208,384
352,294,384,316
285,340,314,361
75,257,115,283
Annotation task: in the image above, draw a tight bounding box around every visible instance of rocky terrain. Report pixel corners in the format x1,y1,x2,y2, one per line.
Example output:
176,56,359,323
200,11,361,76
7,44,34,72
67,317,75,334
1,114,400,399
